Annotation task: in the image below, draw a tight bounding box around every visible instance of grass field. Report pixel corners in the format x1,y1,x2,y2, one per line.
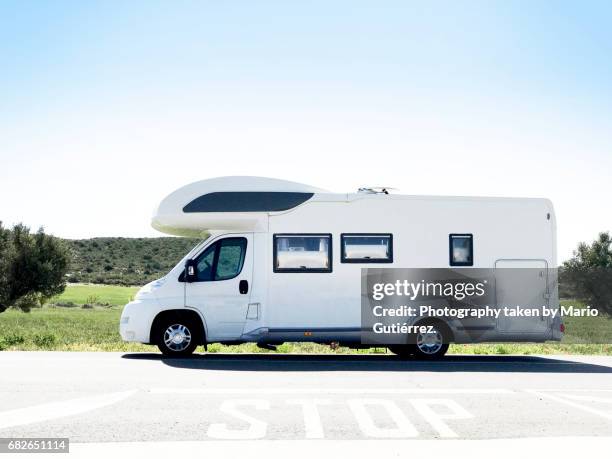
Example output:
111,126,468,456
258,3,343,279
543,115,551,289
0,284,611,354
50,284,139,306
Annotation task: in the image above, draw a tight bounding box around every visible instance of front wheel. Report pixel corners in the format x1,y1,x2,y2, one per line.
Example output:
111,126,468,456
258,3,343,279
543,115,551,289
156,320,199,357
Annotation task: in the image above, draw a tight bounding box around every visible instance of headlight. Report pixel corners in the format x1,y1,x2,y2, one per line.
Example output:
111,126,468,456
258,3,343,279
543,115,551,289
120,316,130,325
134,277,166,300
134,288,152,300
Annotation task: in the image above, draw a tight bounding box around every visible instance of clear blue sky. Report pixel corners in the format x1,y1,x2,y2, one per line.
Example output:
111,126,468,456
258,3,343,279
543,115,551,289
0,0,611,261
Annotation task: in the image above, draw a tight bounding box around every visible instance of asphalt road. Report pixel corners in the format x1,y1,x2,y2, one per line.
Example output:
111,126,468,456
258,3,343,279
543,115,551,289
1,352,612,457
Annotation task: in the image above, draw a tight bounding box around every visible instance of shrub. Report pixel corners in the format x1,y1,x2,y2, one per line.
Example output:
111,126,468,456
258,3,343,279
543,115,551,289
2,333,25,346
33,333,56,347
562,232,612,314
54,301,78,308
0,223,70,313
86,295,100,305
10,293,49,312
495,345,509,354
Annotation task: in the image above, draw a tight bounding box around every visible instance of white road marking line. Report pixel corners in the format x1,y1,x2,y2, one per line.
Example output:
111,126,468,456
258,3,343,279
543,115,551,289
410,399,474,438
561,394,612,404
0,390,137,430
526,390,612,420
530,389,612,392
148,387,514,395
286,399,331,439
207,399,270,440
348,399,419,438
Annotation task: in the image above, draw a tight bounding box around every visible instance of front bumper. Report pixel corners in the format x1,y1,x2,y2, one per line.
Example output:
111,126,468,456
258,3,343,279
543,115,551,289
119,300,159,343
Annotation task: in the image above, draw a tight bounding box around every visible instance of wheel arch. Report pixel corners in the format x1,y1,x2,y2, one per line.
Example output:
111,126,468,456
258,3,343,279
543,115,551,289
150,308,207,345
413,317,455,343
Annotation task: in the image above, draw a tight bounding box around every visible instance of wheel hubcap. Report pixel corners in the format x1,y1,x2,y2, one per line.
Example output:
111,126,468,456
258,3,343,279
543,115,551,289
416,328,443,354
163,324,192,352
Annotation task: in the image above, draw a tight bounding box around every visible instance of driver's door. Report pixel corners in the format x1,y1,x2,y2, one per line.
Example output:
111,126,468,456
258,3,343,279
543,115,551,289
185,234,253,341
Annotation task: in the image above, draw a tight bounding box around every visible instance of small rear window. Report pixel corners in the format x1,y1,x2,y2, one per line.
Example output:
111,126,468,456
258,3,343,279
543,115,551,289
449,234,473,266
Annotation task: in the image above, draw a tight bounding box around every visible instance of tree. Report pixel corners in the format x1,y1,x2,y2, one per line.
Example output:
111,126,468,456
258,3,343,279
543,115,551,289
0,222,70,313
561,232,612,315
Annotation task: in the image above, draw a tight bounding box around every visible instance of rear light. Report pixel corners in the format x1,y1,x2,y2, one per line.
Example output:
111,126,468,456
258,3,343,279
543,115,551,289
560,323,565,333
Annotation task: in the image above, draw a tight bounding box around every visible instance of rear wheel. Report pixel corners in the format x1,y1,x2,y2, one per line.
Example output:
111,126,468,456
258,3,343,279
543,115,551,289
156,319,199,357
412,322,449,360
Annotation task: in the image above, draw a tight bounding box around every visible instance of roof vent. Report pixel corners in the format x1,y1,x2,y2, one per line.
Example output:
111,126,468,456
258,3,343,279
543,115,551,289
357,187,395,195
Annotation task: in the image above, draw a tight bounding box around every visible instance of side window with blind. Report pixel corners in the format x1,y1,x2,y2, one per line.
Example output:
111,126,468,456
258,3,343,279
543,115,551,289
341,234,393,263
273,234,332,273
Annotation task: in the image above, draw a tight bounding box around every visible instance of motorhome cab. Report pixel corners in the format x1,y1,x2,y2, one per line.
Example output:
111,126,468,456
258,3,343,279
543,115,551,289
120,176,562,359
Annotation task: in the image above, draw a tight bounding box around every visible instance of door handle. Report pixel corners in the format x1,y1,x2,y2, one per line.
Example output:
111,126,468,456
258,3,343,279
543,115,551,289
239,280,249,294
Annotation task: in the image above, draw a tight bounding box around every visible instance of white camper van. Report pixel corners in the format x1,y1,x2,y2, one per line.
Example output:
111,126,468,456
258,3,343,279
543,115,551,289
120,176,562,358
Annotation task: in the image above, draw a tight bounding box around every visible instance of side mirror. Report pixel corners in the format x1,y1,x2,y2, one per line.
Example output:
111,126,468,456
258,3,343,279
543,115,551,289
184,259,197,283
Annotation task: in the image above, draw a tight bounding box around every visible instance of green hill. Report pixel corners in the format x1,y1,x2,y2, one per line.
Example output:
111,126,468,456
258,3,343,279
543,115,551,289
64,237,201,286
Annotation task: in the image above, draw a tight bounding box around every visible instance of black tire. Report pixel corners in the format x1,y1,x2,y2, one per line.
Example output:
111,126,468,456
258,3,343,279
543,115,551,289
155,317,199,357
412,321,450,360
413,342,449,360
388,345,415,359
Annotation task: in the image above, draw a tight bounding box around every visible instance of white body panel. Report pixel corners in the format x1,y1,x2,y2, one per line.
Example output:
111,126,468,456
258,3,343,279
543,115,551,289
120,177,560,347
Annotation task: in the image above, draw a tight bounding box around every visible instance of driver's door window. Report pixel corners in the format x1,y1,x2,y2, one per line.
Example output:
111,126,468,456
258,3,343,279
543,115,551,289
194,238,247,282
